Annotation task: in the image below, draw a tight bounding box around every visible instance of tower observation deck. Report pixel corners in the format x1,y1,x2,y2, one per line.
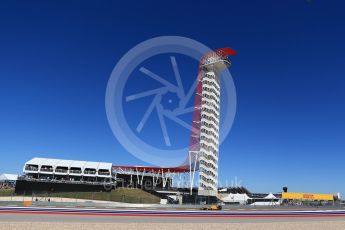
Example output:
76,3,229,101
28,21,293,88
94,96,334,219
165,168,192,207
189,48,236,196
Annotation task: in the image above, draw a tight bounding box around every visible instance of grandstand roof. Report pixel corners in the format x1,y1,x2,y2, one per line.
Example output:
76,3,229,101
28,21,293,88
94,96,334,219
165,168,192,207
24,158,112,171
0,173,18,181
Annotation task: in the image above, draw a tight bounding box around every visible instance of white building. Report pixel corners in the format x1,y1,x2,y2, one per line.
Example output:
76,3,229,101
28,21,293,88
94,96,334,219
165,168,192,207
219,192,281,206
23,158,112,181
219,193,250,205
0,173,18,185
195,49,234,197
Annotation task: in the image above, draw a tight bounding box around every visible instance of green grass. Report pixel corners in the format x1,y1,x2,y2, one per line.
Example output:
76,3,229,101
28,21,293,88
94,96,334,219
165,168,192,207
0,188,160,204
47,188,160,204
0,188,15,196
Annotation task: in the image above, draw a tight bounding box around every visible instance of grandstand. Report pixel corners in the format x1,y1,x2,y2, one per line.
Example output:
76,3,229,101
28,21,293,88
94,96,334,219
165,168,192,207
23,158,112,182
0,174,18,189
16,157,255,205
15,158,173,194
16,157,281,205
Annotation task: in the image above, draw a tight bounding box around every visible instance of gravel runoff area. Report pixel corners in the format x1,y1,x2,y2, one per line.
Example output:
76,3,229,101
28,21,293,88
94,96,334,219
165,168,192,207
0,222,345,230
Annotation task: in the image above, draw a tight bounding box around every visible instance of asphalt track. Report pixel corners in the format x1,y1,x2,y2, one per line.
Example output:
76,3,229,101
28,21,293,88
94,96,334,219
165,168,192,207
1,206,345,223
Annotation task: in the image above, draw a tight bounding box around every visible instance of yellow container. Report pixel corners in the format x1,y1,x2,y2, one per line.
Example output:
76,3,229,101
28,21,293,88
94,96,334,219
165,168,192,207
282,192,334,201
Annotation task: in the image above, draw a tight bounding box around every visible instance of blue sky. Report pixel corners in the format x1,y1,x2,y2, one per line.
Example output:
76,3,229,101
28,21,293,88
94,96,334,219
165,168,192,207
0,0,345,195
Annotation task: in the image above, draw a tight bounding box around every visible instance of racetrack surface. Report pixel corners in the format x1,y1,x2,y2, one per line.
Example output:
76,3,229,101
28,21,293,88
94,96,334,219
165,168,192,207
1,206,345,222
1,206,345,229
0,219,345,230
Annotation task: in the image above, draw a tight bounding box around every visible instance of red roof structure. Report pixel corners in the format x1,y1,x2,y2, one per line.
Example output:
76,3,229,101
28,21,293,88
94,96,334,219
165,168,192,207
112,165,190,173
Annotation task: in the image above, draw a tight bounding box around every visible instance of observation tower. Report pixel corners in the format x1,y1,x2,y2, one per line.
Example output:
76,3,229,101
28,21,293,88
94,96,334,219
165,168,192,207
189,48,236,196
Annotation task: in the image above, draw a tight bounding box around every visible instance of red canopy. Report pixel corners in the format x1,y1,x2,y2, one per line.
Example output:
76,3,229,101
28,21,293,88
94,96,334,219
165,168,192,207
112,165,190,173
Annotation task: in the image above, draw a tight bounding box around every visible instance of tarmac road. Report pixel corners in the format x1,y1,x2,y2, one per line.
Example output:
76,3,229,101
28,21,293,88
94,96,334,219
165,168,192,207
1,206,345,223
1,206,345,230
1,213,345,223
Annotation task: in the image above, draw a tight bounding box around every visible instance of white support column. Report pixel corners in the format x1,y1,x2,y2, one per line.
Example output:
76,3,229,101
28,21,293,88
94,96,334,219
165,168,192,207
189,151,199,195
152,170,155,187
153,170,159,187
162,169,169,188
112,172,117,188
170,173,175,187
189,151,192,195
140,169,145,186
183,174,187,189
156,172,160,187
136,168,140,185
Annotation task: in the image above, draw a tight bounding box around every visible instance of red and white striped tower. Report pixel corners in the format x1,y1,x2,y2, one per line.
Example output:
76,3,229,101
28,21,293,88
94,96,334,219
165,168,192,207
189,48,236,196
